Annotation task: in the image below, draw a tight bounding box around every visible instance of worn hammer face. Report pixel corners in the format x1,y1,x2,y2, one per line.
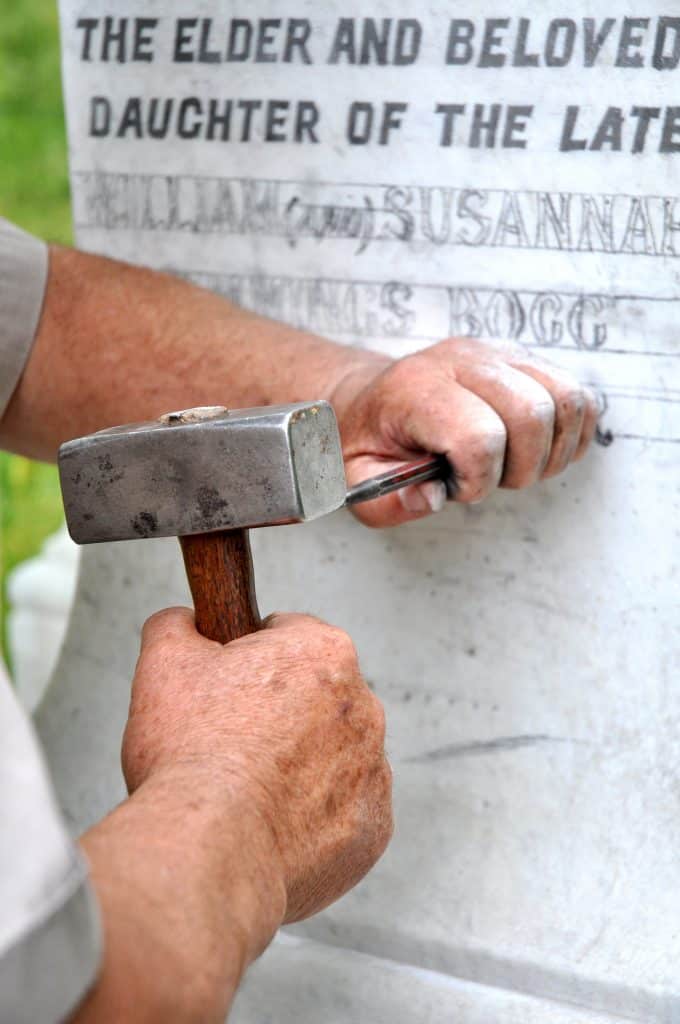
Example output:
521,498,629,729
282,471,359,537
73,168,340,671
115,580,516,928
59,402,346,543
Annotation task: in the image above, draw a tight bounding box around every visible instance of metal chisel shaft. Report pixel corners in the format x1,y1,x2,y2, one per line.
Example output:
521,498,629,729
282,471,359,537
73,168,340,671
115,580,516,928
345,454,449,506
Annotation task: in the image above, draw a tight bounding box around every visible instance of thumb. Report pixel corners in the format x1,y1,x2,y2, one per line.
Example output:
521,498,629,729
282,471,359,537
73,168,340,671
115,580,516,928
398,480,449,517
140,606,199,649
346,456,449,528
260,611,329,632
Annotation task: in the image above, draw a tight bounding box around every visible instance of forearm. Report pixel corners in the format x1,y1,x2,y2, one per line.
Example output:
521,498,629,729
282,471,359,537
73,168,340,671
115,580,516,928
72,767,286,1024
0,245,388,460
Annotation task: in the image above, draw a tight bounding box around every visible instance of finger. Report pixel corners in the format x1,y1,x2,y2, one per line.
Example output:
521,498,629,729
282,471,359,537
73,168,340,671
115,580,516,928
398,480,448,517
263,616,358,669
347,458,448,527
573,386,599,461
501,354,592,477
453,360,555,488
140,606,197,649
260,611,328,632
347,383,507,526
419,339,597,475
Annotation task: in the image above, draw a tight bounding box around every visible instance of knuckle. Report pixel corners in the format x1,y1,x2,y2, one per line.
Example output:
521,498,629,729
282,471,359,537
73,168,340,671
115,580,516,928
516,397,555,434
458,425,507,469
454,429,506,502
584,385,601,413
474,422,508,455
456,475,494,504
266,611,324,634
380,353,433,403
389,351,423,382
141,610,172,644
269,616,332,654
143,608,167,629
555,386,586,421
322,624,358,662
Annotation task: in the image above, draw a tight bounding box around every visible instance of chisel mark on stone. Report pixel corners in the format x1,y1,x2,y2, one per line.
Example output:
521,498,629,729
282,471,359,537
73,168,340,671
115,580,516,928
406,734,577,764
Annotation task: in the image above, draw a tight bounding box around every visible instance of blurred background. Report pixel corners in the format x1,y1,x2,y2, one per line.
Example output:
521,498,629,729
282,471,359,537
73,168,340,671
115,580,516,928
0,0,71,668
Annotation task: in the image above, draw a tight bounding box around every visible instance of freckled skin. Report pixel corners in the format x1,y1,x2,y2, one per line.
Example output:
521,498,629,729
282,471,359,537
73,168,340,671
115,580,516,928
122,609,391,924
76,608,391,1024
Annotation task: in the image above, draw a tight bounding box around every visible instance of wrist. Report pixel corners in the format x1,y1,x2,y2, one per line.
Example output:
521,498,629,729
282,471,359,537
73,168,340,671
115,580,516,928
136,762,288,959
78,764,287,1023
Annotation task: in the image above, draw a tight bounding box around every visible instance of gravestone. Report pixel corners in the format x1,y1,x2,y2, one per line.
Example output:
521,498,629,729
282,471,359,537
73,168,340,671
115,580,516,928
36,3,679,1020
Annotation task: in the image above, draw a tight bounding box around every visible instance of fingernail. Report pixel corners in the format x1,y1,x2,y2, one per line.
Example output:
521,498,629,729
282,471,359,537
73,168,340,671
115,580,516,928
399,480,447,515
423,480,447,512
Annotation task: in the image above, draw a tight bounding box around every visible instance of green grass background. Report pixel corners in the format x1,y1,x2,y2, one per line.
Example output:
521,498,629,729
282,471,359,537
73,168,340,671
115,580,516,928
0,0,70,665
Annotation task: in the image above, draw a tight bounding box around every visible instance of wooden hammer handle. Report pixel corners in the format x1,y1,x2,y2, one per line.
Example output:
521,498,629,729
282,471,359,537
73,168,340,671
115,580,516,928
179,528,261,644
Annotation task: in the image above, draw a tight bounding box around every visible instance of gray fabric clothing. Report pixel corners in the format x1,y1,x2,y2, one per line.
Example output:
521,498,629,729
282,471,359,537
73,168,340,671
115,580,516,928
1,219,102,1021
0,217,48,418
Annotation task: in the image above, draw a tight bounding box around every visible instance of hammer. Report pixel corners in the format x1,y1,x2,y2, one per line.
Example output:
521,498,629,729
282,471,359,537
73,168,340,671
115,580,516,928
59,402,446,644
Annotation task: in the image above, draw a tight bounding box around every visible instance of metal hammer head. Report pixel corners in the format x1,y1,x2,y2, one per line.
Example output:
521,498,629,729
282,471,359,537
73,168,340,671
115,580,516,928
59,402,346,543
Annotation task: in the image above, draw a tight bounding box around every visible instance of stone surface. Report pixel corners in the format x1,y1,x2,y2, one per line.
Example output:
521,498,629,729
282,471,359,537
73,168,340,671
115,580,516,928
232,934,629,1024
